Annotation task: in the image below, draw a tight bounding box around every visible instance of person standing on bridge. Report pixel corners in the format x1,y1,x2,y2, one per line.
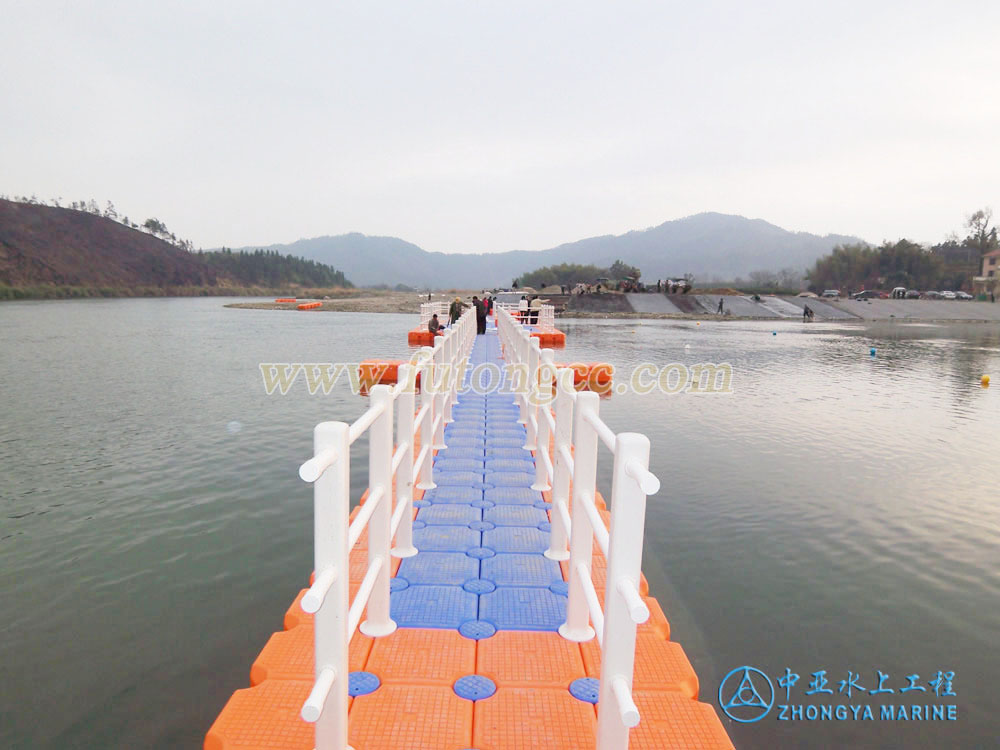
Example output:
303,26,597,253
473,296,487,335
449,297,464,325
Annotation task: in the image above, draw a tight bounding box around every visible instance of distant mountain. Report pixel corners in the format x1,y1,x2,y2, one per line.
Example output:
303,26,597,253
229,214,863,288
0,199,351,294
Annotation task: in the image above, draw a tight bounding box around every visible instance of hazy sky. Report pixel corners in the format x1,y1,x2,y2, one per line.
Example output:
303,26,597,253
2,2,998,253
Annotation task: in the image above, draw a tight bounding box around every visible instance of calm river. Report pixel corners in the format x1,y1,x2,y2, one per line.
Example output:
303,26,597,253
1,298,998,749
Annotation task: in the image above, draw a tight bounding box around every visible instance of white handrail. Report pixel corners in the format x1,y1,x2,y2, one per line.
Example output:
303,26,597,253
495,305,662,750
558,444,575,475
348,556,384,637
553,498,572,541
301,667,337,723
348,401,386,445
580,491,610,557
299,446,338,483
347,486,384,549
390,441,409,476
301,567,337,614
296,308,477,749
577,560,605,647
583,409,617,453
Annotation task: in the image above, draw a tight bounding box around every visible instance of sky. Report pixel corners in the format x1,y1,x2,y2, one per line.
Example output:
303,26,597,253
2,1,998,253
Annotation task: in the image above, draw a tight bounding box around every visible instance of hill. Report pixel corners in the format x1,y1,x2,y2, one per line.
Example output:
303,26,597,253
0,199,217,288
229,214,863,288
0,199,351,296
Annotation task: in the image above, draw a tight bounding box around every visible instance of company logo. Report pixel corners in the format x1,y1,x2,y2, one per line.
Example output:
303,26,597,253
718,666,775,723
719,666,959,724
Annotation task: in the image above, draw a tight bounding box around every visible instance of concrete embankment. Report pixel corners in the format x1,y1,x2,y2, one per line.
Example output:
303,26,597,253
615,293,1000,322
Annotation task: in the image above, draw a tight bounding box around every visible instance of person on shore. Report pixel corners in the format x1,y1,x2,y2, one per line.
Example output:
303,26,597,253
449,296,464,324
428,313,443,336
717,298,724,314
802,304,813,321
992,291,996,303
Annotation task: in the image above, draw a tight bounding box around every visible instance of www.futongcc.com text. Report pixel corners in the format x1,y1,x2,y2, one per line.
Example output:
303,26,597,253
258,361,733,398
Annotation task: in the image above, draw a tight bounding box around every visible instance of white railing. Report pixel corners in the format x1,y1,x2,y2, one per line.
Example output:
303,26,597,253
495,300,556,331
497,307,661,750
295,309,475,750
419,301,450,326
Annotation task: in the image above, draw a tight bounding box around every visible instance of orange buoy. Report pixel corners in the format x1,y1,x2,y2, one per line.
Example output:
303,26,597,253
587,362,614,395
530,329,567,348
551,362,612,393
358,359,423,388
408,327,436,346
297,301,322,310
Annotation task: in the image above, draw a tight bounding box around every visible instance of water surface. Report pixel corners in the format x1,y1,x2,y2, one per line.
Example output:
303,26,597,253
1,300,998,749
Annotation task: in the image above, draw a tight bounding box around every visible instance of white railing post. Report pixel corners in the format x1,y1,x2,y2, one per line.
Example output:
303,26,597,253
431,338,447,449
302,421,350,749
545,367,574,561
559,391,599,642
361,385,397,637
443,329,455,424
392,364,418,558
416,347,436,491
523,337,540,450
514,327,529,424
532,348,554,491
596,433,657,747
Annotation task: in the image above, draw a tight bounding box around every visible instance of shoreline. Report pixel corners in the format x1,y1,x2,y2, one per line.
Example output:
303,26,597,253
224,291,1000,323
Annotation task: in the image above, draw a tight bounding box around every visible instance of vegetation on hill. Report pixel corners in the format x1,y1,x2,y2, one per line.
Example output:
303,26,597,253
516,259,641,289
200,248,350,288
806,209,997,292
0,197,352,299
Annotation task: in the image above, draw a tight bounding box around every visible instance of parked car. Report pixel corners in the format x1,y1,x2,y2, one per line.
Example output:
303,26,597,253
891,286,907,299
852,290,881,300
905,289,921,299
956,291,974,300
940,291,957,300
923,291,942,299
821,289,840,298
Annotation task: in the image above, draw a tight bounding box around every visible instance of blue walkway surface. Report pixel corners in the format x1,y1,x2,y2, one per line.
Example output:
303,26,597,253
390,328,567,633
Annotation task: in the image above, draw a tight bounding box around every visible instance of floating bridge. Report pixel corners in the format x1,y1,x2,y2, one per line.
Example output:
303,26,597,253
206,306,734,750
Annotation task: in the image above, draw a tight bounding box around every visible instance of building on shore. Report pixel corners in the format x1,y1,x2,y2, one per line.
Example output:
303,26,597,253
972,249,1000,297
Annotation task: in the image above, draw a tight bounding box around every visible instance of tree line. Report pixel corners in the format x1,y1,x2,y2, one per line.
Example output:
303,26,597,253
807,209,997,292
200,248,351,288
516,259,642,289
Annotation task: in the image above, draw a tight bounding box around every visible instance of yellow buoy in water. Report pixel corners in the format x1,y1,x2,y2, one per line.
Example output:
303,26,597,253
983,374,990,387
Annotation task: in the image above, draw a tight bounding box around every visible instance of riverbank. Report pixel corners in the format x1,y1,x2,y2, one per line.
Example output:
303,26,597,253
225,289,481,314
0,284,359,301
225,291,1000,322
